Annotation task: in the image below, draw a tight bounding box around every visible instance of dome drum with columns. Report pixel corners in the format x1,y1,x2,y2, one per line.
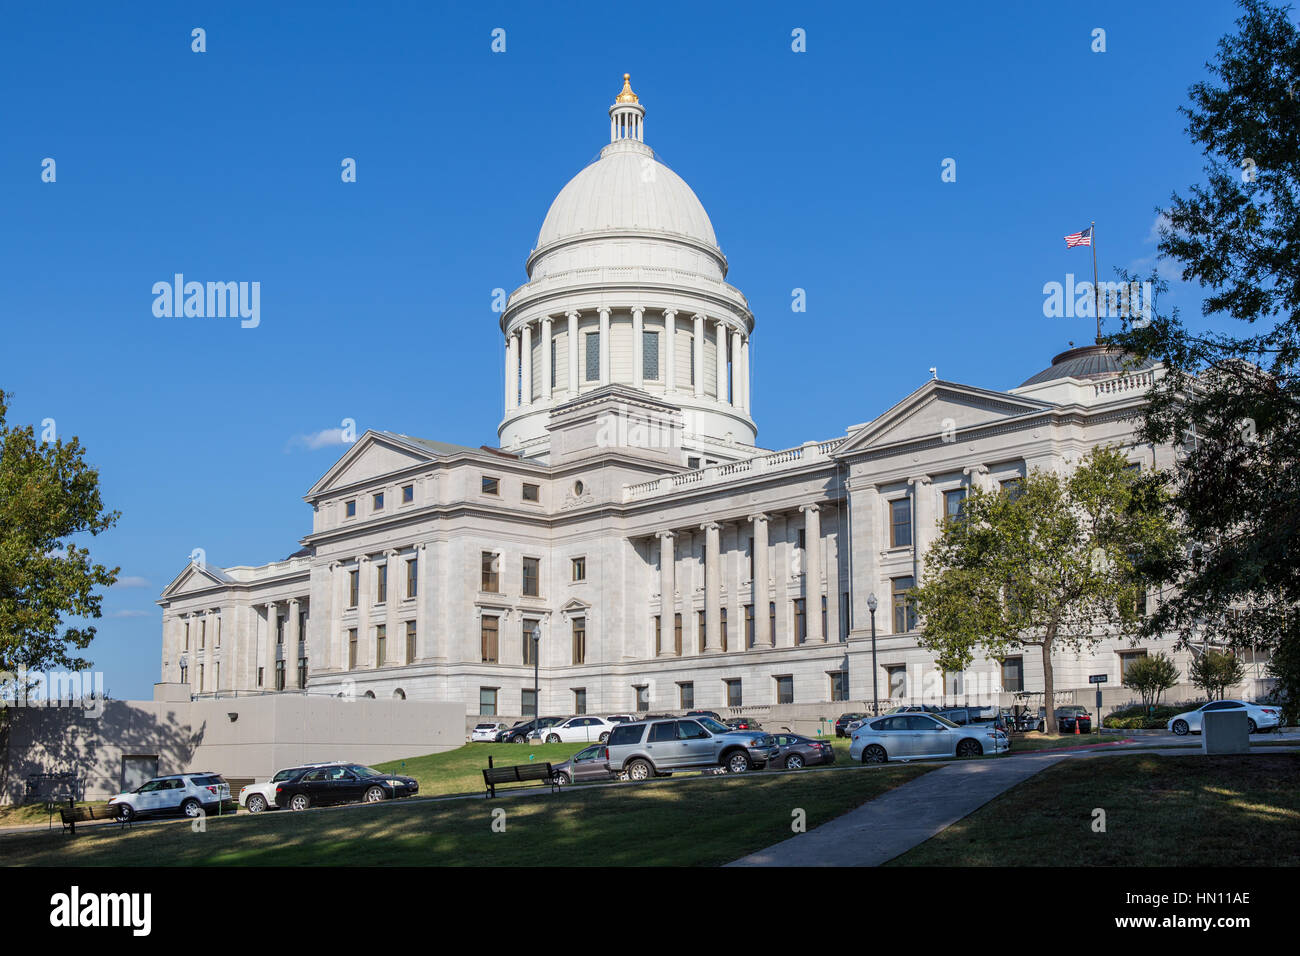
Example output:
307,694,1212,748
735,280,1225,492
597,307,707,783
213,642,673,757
499,75,757,461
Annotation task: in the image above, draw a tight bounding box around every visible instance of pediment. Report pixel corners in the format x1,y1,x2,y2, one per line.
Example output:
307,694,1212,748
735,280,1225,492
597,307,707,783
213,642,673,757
834,380,1052,456
160,561,234,599
307,431,436,498
559,597,592,613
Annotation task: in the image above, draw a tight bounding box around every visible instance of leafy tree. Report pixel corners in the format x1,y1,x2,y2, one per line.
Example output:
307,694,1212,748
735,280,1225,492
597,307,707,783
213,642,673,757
0,389,119,680
911,447,1182,733
1122,652,1181,708
1109,0,1300,707
1189,649,1248,700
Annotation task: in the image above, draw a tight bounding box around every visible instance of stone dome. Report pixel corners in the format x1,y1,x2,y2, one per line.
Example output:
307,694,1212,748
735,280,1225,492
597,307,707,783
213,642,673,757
1019,344,1156,388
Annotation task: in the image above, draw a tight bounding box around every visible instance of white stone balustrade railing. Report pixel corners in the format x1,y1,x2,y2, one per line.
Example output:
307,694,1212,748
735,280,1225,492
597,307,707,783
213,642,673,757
623,436,843,503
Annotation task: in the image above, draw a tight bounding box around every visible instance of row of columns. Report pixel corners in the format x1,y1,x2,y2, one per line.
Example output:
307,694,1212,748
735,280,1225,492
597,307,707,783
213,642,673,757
653,503,826,656
504,309,751,413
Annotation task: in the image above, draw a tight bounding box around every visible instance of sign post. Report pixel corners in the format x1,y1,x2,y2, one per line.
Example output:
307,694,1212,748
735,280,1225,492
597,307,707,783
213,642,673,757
1088,675,1108,733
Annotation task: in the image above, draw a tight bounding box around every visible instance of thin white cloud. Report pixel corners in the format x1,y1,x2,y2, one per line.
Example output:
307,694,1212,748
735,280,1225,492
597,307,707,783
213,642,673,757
1146,212,1171,245
113,576,151,589
285,428,351,452
106,609,151,619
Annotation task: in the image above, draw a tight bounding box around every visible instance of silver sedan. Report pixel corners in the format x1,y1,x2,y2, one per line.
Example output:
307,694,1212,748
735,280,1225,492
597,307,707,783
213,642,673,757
849,712,1009,763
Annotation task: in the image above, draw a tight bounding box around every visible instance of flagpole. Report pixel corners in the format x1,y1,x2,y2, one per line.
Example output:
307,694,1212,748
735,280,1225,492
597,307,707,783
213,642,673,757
1090,220,1101,343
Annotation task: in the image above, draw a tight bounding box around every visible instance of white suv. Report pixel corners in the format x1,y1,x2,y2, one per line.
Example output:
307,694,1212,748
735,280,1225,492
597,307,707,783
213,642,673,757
239,761,348,813
108,772,233,821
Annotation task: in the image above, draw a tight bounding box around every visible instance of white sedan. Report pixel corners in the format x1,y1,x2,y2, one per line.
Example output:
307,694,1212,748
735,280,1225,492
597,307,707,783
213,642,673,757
1167,699,1282,736
239,760,348,813
541,716,616,743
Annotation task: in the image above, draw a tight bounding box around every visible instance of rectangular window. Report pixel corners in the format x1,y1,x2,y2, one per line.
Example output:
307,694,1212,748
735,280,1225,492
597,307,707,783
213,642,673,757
215,661,220,690
481,616,499,664
375,624,386,667
573,688,587,715
551,337,557,389
1119,650,1147,678
481,476,499,496
797,528,806,550
725,678,742,708
635,685,649,712
275,660,285,691
585,332,600,381
402,484,414,503
571,556,586,581
345,499,356,518
643,330,660,380
654,615,661,656
830,671,849,701
572,617,586,665
276,614,285,645
406,558,418,598
523,557,540,597
689,339,695,385
348,629,358,670
405,621,416,662
720,607,728,652
841,592,850,641
821,595,828,639
479,687,498,716
697,609,706,653
674,613,683,656
1001,656,1024,693
892,576,917,633
184,621,190,650
521,689,537,718
769,601,776,641
297,658,307,689
885,664,907,698
776,675,794,705
522,619,539,666
890,498,912,548
794,598,806,643
481,552,499,592
944,488,966,523
348,570,359,608
1001,477,1024,501
522,482,540,502
678,681,694,710
215,617,221,648
200,619,206,649
373,492,384,511
744,604,754,648
376,563,388,604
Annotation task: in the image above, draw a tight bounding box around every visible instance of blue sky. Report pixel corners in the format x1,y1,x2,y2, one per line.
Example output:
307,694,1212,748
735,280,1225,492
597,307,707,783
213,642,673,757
0,1,1253,697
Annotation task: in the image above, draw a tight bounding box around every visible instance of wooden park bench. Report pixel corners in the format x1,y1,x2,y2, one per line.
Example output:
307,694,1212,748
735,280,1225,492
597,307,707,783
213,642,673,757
482,756,558,798
59,803,127,835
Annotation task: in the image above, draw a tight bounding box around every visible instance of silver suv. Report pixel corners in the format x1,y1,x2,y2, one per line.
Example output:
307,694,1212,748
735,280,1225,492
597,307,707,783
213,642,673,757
604,716,778,780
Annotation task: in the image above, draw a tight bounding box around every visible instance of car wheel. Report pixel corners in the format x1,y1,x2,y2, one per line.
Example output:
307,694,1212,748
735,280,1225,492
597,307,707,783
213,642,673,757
863,745,888,764
956,739,983,758
553,772,571,787
289,793,310,811
1172,719,1189,736
627,759,652,782
1248,719,1257,734
546,733,561,743
114,804,135,823
181,798,203,818
364,786,386,804
598,732,610,743
512,734,527,743
785,754,804,770
246,794,267,814
726,751,752,774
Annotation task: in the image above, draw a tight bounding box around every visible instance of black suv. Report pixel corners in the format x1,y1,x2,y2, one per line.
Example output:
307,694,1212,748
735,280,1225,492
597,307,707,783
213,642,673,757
275,763,419,811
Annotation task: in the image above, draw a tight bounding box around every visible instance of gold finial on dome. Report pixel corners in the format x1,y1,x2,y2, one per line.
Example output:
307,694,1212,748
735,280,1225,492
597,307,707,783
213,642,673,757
615,73,639,104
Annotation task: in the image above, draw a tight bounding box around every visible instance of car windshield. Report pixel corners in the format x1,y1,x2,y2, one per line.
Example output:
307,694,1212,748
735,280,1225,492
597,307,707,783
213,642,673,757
932,715,960,728
697,717,729,734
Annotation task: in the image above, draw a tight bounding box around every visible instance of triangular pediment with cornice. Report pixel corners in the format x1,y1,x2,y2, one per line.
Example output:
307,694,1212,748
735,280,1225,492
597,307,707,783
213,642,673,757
306,431,437,499
159,561,235,600
834,380,1053,457
559,597,592,614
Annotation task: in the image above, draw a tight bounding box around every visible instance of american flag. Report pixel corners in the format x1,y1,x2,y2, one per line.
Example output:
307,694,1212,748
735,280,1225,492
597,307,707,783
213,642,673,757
1064,226,1093,248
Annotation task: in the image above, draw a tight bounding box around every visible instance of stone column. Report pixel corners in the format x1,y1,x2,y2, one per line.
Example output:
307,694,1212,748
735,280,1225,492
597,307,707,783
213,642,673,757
693,313,705,397
264,602,277,689
598,307,611,386
911,476,934,584
567,310,580,394
541,317,553,402
415,543,429,663
750,514,771,647
730,328,742,407
506,331,519,411
520,322,533,407
664,309,677,394
631,306,644,389
287,598,301,687
703,522,722,652
657,531,675,658
715,320,728,403
356,555,371,668
384,549,400,666
328,561,342,671
801,504,824,643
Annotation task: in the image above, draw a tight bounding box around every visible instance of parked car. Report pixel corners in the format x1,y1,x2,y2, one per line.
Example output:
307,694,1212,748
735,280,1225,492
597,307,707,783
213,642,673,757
471,722,505,742
275,763,419,810
239,760,348,813
1036,706,1092,733
725,716,763,731
604,716,779,779
769,733,836,770
940,706,1011,732
835,713,869,737
686,710,723,722
884,704,944,714
108,772,235,822
605,714,638,724
1168,699,1282,736
542,715,617,743
551,744,616,786
496,716,566,742
849,713,1009,763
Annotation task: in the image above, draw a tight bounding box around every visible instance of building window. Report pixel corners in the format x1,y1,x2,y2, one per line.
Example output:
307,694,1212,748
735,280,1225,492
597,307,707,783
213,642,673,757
481,552,499,593
697,609,706,653
405,621,416,662
522,482,540,502
841,592,850,641
1119,650,1148,678
345,499,356,518
776,675,794,705
297,657,307,689
376,563,388,604
571,556,586,581
674,613,683,656
406,557,418,598
830,671,849,701
585,332,600,381
890,498,912,548
725,679,742,708
1001,656,1024,693
572,617,586,665
521,689,537,717
199,619,206,649
551,338,557,389
769,601,776,641
481,616,499,663
821,595,827,639
720,607,728,652
573,688,587,714
402,484,414,503
214,662,220,690
481,476,499,496
944,488,966,523
275,660,285,691
348,629,357,669
198,664,204,693
689,339,695,385
892,576,917,633
747,537,754,580
184,621,190,650
373,492,384,511
885,664,907,698
678,681,694,710
276,614,285,645
522,618,539,666
375,625,386,667
479,687,498,716
797,528,806,550
635,685,649,712
653,615,661,656
643,330,659,380
688,456,701,469
794,599,807,643
1001,477,1024,501
744,604,754,648
522,557,540,597
348,570,359,608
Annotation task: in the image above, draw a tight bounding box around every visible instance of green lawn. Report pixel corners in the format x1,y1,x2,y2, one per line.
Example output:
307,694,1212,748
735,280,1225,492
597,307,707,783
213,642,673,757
3,762,931,866
0,801,112,830
890,752,1300,866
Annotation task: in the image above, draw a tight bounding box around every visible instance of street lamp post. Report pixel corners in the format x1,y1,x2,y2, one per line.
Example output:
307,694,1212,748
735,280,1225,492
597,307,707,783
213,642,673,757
867,593,879,715
531,624,541,739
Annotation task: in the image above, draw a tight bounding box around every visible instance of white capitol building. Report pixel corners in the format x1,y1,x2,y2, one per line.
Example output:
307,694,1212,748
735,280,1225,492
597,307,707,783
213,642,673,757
158,76,1220,721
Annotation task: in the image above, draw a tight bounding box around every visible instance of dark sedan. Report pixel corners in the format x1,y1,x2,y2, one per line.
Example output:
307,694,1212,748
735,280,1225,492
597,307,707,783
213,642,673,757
726,716,763,731
835,712,869,737
769,733,836,770
495,716,565,742
275,763,419,811
1038,706,1092,733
